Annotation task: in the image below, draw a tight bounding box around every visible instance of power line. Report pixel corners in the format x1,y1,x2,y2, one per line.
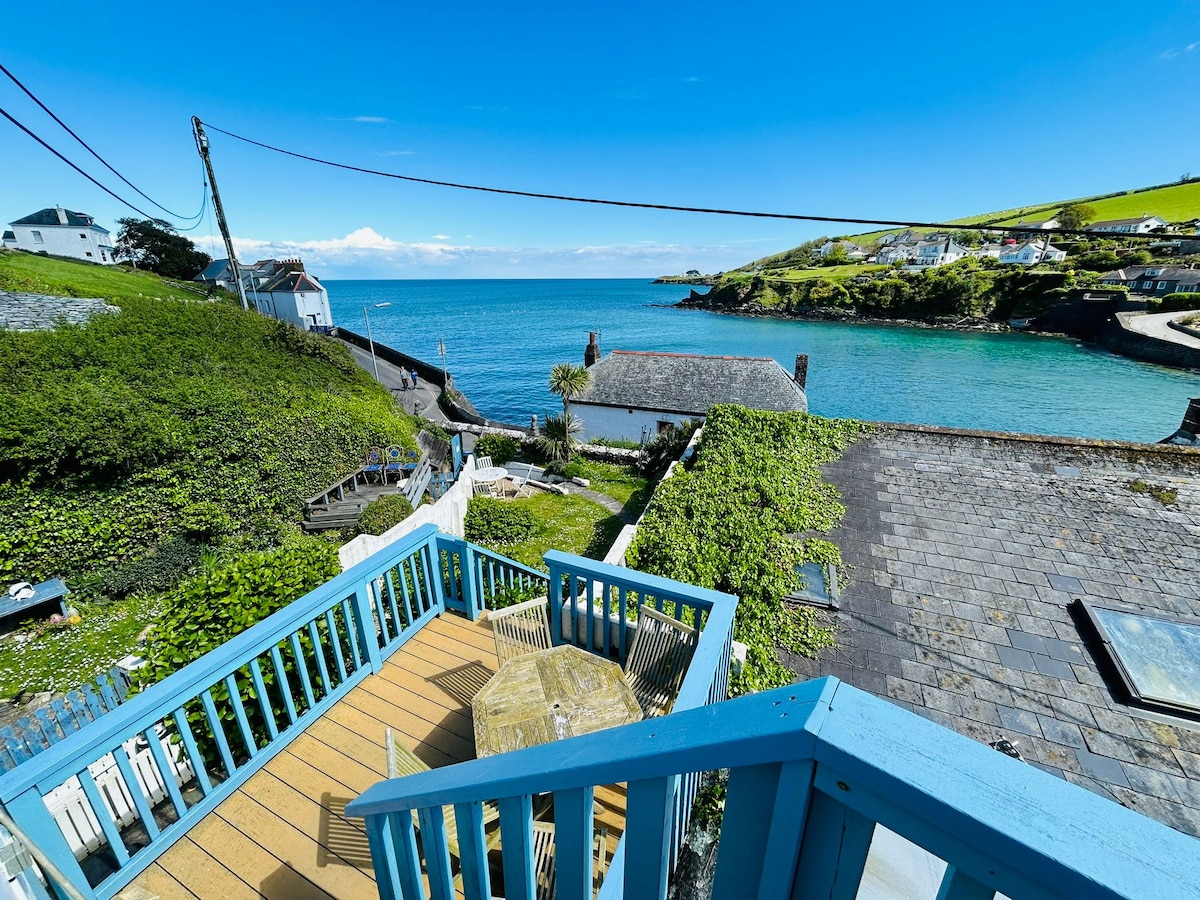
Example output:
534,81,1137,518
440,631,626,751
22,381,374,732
0,62,204,222
0,104,162,220
200,119,1192,241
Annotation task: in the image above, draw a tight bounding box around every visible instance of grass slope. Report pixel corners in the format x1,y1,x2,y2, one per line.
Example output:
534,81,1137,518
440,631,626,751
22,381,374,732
745,179,1200,268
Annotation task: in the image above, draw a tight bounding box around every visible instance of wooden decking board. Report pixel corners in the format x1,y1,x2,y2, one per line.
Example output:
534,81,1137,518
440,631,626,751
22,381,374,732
131,612,629,900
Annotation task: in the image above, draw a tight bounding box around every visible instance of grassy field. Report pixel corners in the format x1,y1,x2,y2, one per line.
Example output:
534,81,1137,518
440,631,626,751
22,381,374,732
740,179,1200,268
491,493,624,569
0,250,219,305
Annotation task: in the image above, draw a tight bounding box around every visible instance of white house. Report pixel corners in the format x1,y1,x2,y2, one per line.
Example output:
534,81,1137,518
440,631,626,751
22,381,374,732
972,243,1005,259
814,240,866,260
874,243,916,265
1087,215,1168,235
1014,217,1059,232
6,207,116,264
908,240,970,269
573,349,809,443
998,240,1067,265
247,260,333,331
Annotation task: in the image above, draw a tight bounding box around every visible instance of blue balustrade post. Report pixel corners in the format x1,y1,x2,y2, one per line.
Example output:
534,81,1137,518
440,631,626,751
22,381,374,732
498,795,536,900
547,559,565,645
625,776,675,900
461,541,480,620
352,582,383,673
794,787,875,900
3,790,91,897
937,867,995,900
424,534,448,615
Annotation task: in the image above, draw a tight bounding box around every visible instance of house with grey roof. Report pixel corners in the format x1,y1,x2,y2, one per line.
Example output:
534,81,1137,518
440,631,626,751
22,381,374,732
998,239,1068,265
6,207,115,264
195,257,334,330
1098,265,1200,296
793,424,1200,839
1,230,17,250
1089,215,1169,235
573,347,808,442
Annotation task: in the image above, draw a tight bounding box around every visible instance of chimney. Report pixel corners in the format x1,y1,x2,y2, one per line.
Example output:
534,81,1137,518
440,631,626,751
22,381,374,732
56,207,68,225
584,331,601,367
794,354,809,390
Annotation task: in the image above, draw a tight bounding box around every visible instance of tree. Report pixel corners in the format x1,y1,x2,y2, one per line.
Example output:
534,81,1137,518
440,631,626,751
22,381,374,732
115,218,212,279
548,363,590,418
538,413,583,461
1056,204,1096,231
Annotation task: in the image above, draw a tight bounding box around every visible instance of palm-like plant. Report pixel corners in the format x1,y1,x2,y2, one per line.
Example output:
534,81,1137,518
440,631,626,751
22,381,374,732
538,413,583,461
548,363,590,418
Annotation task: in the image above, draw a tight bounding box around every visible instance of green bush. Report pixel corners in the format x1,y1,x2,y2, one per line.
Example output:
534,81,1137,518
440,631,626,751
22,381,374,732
474,433,521,465
356,494,415,535
98,534,209,600
143,540,341,685
1158,292,1200,313
465,497,535,546
644,420,699,474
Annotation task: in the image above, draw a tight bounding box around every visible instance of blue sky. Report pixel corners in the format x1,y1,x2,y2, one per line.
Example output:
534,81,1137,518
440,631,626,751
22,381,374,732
2,1,1199,278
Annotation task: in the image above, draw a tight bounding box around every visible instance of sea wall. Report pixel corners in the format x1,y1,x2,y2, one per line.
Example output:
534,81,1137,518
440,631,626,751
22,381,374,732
337,327,447,386
1097,313,1200,369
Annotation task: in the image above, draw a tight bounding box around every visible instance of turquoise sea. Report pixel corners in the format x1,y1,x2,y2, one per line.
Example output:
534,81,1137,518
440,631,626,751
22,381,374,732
326,279,1199,444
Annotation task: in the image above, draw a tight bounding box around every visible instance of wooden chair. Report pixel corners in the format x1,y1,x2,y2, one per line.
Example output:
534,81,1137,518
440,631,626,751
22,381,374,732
474,479,499,498
623,606,699,718
475,455,494,470
385,729,502,858
489,597,553,665
531,821,610,900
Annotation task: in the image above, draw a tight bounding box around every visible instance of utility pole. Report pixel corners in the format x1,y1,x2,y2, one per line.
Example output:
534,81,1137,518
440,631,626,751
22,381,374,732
192,116,249,311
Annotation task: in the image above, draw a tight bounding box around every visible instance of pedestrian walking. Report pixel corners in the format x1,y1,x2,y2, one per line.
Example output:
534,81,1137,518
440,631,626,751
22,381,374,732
410,369,419,389
400,370,411,391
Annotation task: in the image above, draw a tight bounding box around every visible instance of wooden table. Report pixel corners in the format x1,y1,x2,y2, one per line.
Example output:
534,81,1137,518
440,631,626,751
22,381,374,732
472,645,642,757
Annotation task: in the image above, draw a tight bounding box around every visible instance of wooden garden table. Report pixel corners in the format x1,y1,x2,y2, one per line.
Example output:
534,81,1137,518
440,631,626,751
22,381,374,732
472,645,642,757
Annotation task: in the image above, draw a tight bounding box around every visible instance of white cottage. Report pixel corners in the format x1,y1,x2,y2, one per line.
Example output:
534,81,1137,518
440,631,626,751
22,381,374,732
248,260,333,331
6,207,115,264
572,345,809,443
1087,215,1168,235
998,240,1067,265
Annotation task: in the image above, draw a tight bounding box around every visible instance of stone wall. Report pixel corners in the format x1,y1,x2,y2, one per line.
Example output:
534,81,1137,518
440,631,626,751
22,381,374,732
1097,313,1200,369
0,291,119,331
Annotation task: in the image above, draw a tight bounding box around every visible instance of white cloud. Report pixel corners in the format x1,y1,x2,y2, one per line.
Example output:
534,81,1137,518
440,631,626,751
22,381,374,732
196,227,754,278
333,115,392,124
1160,41,1199,59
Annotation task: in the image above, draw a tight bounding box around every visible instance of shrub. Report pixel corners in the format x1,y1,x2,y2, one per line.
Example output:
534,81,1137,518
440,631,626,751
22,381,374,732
142,540,341,684
474,433,521,465
1158,292,1200,313
643,420,699,474
98,534,209,600
356,494,414,535
465,497,535,546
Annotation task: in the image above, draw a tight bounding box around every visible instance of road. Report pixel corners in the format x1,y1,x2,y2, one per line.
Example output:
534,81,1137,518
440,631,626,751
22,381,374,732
1122,310,1200,350
339,340,450,424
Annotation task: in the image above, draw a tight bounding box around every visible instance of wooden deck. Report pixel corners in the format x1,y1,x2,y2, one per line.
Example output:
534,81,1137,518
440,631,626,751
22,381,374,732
129,613,626,899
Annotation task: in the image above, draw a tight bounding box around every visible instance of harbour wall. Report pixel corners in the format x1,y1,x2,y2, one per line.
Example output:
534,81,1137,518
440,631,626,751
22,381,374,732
1097,313,1200,370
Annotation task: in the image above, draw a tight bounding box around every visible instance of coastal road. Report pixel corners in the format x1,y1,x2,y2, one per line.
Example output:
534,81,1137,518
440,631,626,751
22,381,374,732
340,340,450,424
1123,310,1200,349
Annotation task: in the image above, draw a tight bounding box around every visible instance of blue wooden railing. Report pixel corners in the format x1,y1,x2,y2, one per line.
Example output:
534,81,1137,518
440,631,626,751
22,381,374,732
347,678,1200,900
0,523,450,899
437,537,551,621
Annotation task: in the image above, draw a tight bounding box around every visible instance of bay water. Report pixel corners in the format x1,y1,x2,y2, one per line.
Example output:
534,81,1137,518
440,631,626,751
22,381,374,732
326,279,1199,444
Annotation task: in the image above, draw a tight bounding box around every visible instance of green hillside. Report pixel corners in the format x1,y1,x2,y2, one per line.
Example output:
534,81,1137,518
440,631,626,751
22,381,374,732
0,250,418,693
749,179,1200,267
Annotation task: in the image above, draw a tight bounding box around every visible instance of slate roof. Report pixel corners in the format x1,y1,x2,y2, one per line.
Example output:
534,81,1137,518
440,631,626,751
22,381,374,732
1091,215,1166,229
790,427,1200,837
258,270,324,294
1099,266,1200,285
9,208,108,232
575,350,807,416
195,258,233,282
1,231,14,241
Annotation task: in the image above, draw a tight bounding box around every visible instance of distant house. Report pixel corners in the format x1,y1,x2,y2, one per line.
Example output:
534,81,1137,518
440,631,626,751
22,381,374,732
998,240,1067,265
573,349,809,442
814,240,865,260
1014,217,1059,232
1088,215,1168,235
908,239,970,269
195,257,334,329
972,242,1005,259
1097,265,1200,296
5,207,116,264
874,243,916,265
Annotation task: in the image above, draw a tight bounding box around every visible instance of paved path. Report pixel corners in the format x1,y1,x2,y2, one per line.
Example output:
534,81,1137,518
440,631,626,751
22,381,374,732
1123,310,1200,349
338,340,449,424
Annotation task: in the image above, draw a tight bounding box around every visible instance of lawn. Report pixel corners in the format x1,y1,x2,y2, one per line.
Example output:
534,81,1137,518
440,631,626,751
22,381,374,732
564,458,653,512
0,595,161,695
487,493,624,570
761,264,887,281
0,250,216,305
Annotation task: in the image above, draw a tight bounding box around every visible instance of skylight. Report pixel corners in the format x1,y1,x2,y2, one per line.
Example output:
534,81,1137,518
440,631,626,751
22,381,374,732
786,561,840,610
1077,600,1200,716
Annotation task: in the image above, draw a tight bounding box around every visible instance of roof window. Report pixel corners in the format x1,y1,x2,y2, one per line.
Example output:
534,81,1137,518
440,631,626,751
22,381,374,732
786,561,840,610
1076,600,1200,716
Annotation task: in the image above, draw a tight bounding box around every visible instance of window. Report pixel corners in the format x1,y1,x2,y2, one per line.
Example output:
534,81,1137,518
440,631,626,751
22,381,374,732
85,252,93,258
1159,282,1169,290
1076,600,1200,716
1143,281,1154,289
80,233,88,240
786,561,840,610
31,230,43,243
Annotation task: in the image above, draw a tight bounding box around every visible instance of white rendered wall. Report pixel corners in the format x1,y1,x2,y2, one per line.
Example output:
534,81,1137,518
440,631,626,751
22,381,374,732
575,404,696,443
10,224,115,264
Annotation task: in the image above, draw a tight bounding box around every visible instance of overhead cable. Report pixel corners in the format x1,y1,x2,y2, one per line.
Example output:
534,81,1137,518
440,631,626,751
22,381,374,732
0,62,205,221
0,105,161,220
200,120,1190,241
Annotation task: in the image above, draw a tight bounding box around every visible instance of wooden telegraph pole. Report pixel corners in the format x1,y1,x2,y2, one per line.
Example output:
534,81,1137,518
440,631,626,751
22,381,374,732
192,116,249,311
